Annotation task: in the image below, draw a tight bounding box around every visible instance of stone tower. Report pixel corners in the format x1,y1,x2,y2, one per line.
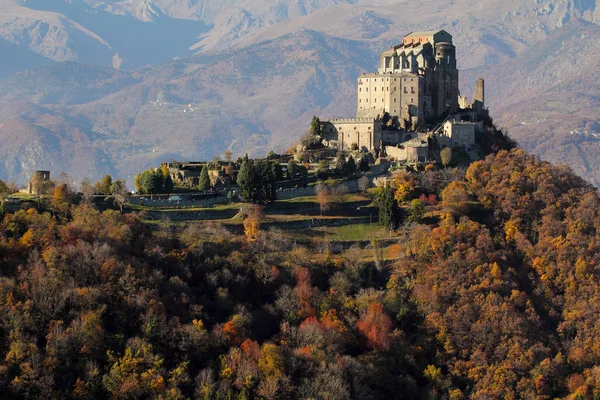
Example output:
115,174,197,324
474,78,484,106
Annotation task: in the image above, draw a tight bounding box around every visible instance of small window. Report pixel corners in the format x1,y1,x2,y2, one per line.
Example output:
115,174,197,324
411,98,414,103
394,98,397,102
411,87,415,94
374,87,377,91
403,87,407,93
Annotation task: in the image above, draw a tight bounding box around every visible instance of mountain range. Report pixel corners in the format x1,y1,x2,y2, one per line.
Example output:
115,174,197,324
1,0,600,185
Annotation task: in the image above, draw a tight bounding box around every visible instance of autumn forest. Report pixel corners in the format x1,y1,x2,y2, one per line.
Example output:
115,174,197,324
1,148,600,399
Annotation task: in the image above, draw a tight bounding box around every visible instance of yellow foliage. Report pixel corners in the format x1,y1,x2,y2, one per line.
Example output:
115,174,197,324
424,365,442,382
491,262,502,279
504,220,519,242
258,343,284,378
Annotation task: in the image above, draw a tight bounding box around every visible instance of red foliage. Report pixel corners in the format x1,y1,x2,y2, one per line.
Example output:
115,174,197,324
357,302,392,351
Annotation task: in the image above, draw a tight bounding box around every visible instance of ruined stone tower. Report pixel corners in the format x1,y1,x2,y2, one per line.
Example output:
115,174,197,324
474,78,484,106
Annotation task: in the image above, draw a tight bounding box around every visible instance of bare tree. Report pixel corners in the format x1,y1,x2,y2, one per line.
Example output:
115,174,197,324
358,176,370,193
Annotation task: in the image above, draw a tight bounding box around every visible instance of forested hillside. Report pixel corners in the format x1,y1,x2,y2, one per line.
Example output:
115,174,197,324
0,148,599,398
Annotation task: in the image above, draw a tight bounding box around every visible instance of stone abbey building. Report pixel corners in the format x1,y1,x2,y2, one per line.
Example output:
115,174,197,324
321,30,486,160
357,30,459,122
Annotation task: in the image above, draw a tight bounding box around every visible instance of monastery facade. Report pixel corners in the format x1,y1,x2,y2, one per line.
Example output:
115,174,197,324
321,29,486,160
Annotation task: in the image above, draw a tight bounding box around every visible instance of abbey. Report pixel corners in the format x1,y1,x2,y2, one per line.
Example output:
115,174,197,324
358,30,459,123
321,30,486,161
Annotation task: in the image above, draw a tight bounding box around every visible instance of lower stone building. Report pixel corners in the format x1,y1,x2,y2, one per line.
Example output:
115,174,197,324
440,120,482,148
321,119,382,152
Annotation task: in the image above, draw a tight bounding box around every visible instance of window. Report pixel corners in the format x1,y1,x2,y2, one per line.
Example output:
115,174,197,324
359,88,361,92
403,87,407,93
374,98,377,102
411,98,414,103
394,98,397,102
374,87,377,91
411,87,415,94
366,88,369,91
382,98,384,102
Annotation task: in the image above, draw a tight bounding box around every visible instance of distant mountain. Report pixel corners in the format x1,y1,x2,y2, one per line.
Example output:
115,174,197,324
484,18,600,185
2,0,600,185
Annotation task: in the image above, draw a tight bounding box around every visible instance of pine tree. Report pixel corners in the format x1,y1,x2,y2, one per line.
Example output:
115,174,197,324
335,152,347,177
199,165,210,191
309,116,321,136
346,155,356,177
377,184,398,230
359,156,370,174
164,174,174,193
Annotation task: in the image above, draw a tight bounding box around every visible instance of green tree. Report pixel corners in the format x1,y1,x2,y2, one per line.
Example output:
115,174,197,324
346,155,356,177
377,184,399,230
359,156,370,174
441,147,453,168
164,174,174,193
408,199,426,222
317,160,330,180
288,160,298,180
335,152,347,177
198,165,211,191
236,160,255,202
236,160,278,203
309,116,321,136
97,174,113,195
140,169,164,194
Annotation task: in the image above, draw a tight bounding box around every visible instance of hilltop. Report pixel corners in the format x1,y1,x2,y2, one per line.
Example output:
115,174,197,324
1,1,600,185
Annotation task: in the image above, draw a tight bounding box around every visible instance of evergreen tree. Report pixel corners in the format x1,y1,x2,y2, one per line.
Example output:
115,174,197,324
316,160,330,180
140,169,164,194
199,165,211,191
97,174,113,194
288,160,298,180
164,174,174,193
335,152,347,177
377,184,399,230
359,156,370,174
236,160,278,203
309,116,321,136
346,155,356,177
237,160,257,203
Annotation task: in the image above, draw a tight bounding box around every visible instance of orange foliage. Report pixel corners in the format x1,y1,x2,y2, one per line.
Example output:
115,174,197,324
357,302,392,351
